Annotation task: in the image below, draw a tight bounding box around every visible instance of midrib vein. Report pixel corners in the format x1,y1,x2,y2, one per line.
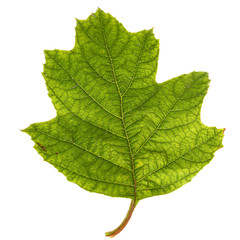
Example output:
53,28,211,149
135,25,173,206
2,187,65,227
99,15,137,201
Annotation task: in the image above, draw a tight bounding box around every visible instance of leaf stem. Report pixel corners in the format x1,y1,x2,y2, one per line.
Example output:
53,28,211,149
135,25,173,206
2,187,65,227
105,200,137,238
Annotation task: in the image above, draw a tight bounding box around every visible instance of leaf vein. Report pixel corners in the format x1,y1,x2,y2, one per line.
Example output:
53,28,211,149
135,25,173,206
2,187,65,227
32,126,132,172
136,132,220,183
45,51,122,120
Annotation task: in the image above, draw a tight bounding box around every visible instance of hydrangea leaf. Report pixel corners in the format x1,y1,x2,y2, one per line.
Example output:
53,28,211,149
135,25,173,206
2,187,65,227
23,8,224,238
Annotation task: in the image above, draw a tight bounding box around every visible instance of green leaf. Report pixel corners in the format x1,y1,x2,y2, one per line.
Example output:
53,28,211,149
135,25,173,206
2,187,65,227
23,8,224,237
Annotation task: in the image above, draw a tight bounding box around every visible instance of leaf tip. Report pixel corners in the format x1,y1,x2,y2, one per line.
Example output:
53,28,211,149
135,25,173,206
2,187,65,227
21,127,29,134
223,128,226,134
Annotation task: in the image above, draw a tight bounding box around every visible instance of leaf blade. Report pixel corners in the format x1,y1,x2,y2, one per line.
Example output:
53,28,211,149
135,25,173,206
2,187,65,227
24,8,224,203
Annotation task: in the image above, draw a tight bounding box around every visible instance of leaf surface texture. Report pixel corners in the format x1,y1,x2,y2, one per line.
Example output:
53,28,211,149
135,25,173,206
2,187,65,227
24,9,224,202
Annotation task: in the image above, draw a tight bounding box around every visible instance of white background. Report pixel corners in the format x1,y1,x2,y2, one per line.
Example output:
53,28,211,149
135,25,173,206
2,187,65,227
1,0,239,240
